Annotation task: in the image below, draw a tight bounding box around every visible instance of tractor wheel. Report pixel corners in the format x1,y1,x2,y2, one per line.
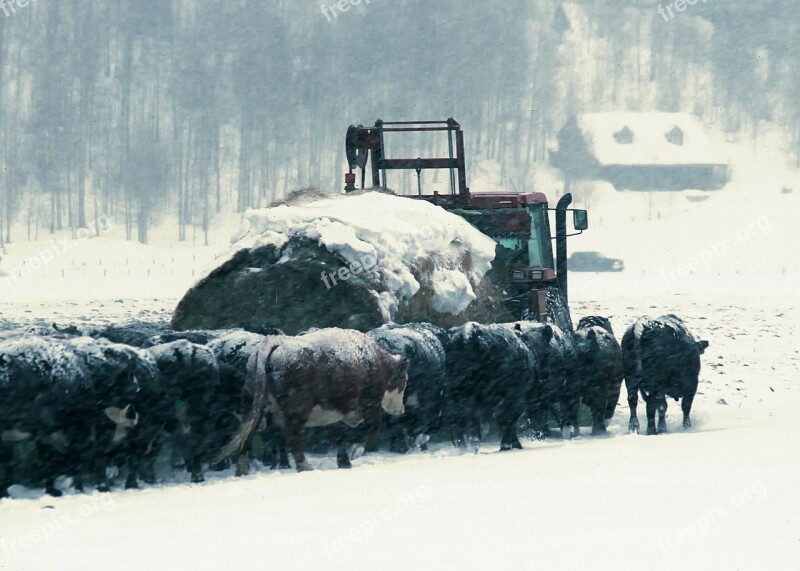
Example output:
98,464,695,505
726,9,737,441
544,285,573,333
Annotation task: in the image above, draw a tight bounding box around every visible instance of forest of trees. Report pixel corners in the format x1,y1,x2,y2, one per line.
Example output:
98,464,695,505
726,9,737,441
0,0,797,245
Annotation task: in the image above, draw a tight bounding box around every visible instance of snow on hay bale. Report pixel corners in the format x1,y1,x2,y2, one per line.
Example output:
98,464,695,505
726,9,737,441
171,190,509,334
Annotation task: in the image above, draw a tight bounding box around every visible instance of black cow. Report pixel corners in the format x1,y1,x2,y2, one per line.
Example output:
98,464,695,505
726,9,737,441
509,321,584,439
147,340,221,483
144,330,224,348
574,316,625,435
443,323,538,452
621,314,709,435
367,323,447,453
67,337,164,491
0,336,158,497
89,321,172,348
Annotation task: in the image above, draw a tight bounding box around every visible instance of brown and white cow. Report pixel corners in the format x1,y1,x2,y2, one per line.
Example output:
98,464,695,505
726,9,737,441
218,328,408,473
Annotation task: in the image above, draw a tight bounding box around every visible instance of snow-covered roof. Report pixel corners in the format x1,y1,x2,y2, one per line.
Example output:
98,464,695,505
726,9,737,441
574,112,727,167
227,191,497,320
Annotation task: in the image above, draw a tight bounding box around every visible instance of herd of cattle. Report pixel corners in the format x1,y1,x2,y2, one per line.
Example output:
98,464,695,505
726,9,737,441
0,314,708,499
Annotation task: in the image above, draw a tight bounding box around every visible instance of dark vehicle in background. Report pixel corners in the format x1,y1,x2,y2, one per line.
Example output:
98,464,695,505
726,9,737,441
567,251,624,272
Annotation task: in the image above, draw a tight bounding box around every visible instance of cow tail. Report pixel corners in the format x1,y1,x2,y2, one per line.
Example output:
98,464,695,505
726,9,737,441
216,345,277,462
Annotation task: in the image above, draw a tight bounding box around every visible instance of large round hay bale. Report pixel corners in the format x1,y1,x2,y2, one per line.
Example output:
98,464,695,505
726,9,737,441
172,190,512,334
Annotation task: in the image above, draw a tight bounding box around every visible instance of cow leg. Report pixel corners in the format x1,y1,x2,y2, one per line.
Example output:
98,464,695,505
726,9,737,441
0,442,12,499
681,390,696,429
561,395,580,439
35,441,63,497
285,416,311,473
71,424,99,493
235,442,251,477
260,431,276,469
183,432,205,484
124,454,141,490
499,428,522,451
276,437,290,470
168,433,186,469
627,380,640,433
498,405,522,451
451,429,466,449
361,405,383,456
445,390,466,448
657,398,668,434
605,373,624,428
235,451,248,477
591,404,607,436
135,427,164,485
187,455,204,484
413,433,431,452
645,396,659,435
582,379,605,436
262,417,290,470
526,399,551,440
331,425,352,469
90,454,114,493
401,401,431,453
138,455,157,485
449,402,475,451
336,447,351,469
449,402,468,448
389,432,409,455
465,415,482,453
386,415,409,454
175,430,204,484
405,401,428,452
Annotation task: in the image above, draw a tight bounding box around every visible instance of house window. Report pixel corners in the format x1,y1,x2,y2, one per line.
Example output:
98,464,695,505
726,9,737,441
666,125,684,145
613,126,633,144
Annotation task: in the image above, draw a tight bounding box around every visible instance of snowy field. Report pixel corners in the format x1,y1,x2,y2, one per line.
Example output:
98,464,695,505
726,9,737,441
1,176,799,570
1,283,798,570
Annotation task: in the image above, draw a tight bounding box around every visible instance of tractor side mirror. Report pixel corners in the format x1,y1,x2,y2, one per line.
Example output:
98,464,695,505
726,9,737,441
573,210,588,231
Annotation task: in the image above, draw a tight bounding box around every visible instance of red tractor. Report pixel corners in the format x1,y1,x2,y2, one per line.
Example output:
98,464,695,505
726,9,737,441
344,118,587,331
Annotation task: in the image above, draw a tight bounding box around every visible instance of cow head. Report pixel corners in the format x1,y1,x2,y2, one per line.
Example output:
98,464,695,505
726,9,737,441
382,355,409,416
104,404,139,443
580,328,600,355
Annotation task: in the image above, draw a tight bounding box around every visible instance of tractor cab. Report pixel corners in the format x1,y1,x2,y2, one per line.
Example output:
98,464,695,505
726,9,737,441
344,118,587,327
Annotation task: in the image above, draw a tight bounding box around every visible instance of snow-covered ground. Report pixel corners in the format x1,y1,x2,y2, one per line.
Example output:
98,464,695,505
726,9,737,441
1,285,797,570
1,163,799,569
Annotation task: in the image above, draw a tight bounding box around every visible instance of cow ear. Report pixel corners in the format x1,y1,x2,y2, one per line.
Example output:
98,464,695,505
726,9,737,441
104,407,125,424
542,325,553,345
697,340,709,354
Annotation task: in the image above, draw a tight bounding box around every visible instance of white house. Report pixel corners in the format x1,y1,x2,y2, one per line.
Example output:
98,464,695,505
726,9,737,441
551,112,729,191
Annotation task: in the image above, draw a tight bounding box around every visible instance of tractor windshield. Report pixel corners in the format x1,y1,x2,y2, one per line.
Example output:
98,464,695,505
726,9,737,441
528,203,554,269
